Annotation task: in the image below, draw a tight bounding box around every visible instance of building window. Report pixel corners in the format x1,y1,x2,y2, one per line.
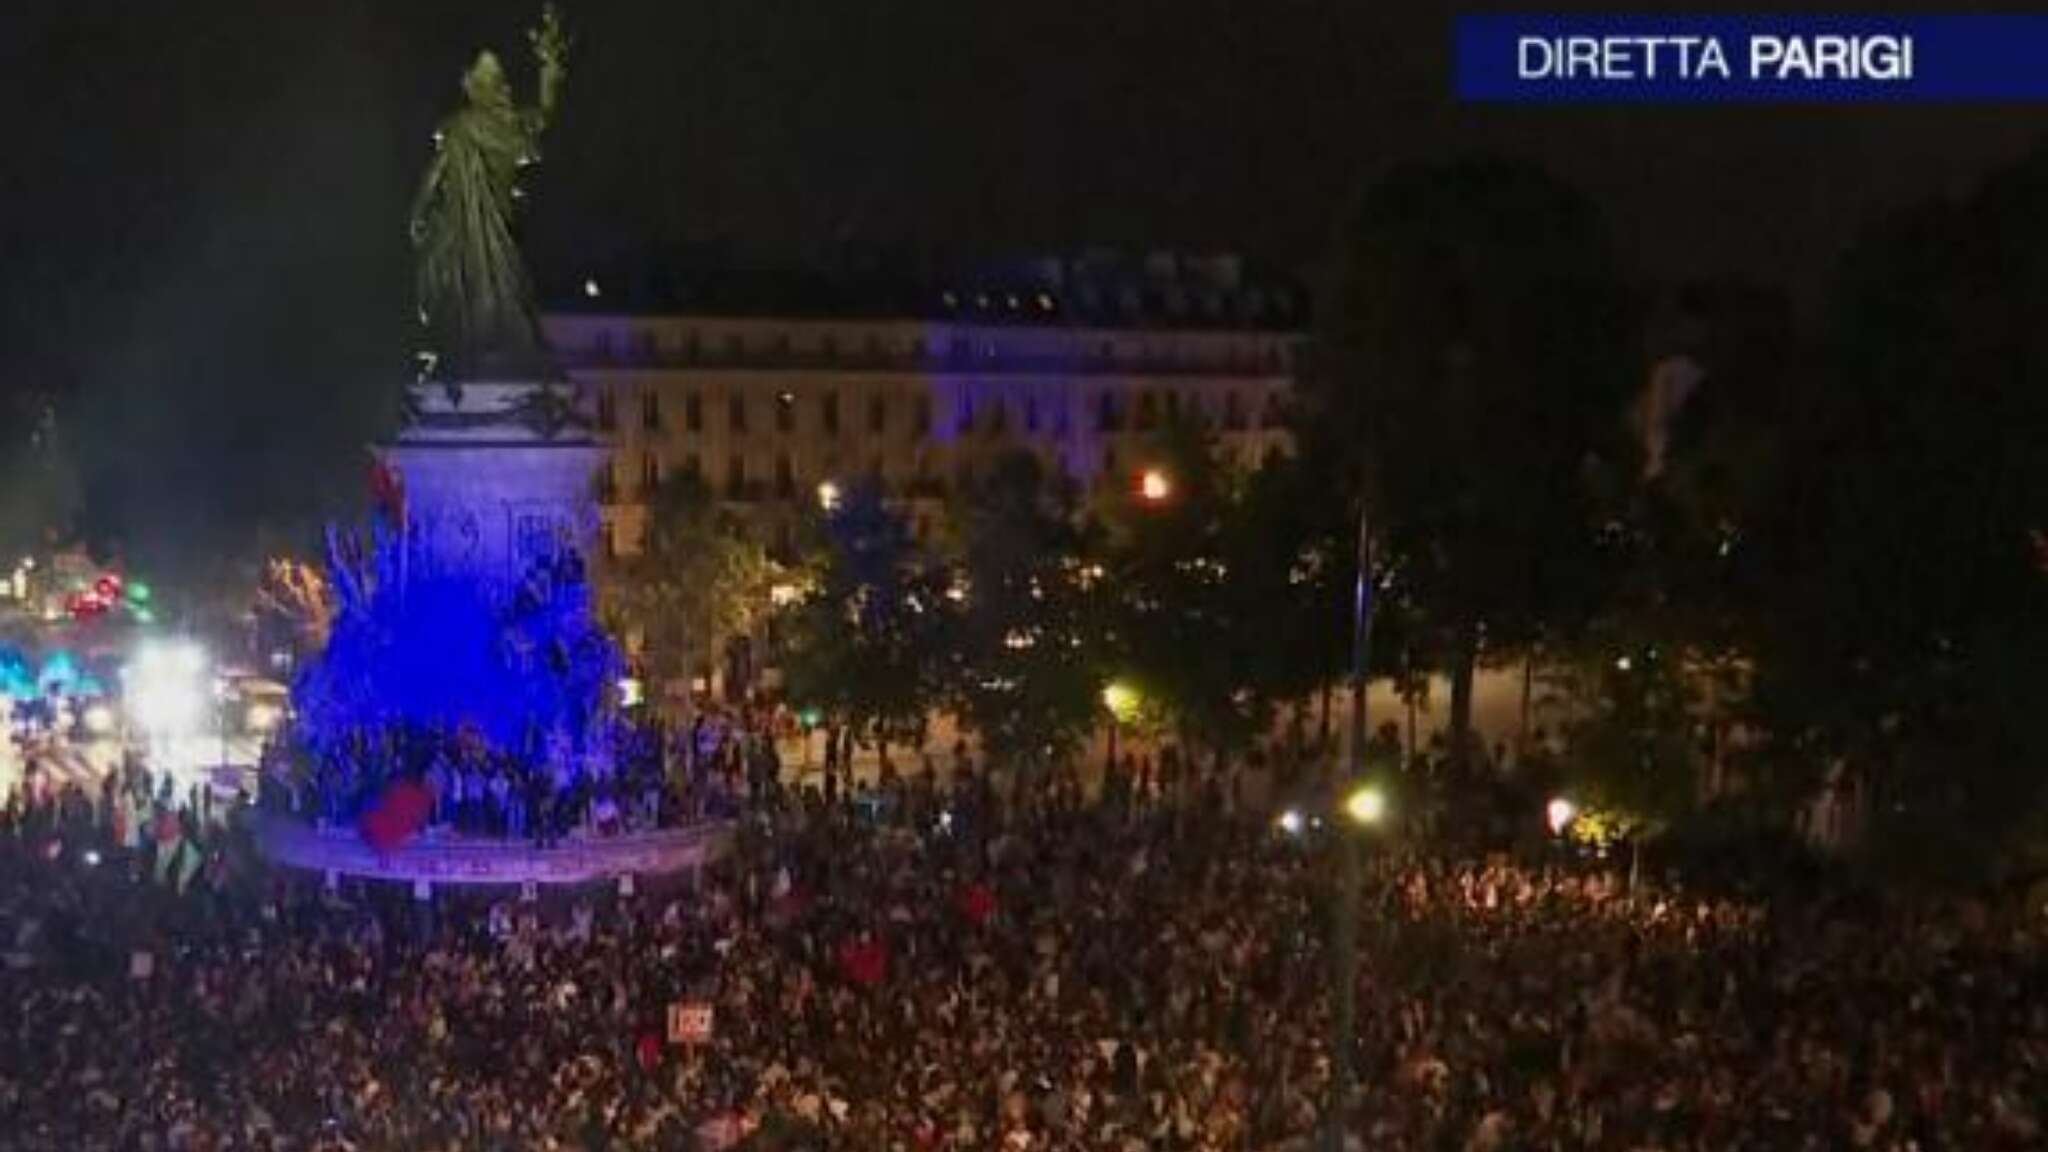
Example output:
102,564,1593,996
1164,390,1181,424
641,390,662,432
684,453,702,484
593,330,613,360
867,394,887,435
774,453,794,499
1260,394,1283,430
729,393,747,433
685,392,703,433
597,461,618,503
867,455,883,482
635,329,657,360
955,396,974,437
1134,391,1158,432
1096,392,1123,433
1223,391,1245,431
913,395,932,439
955,459,975,492
776,391,795,433
723,332,743,359
820,332,838,358
987,399,1007,437
822,391,840,436
1024,396,1040,433
1103,445,1118,475
640,452,660,495
601,521,616,560
726,455,747,499
596,390,616,430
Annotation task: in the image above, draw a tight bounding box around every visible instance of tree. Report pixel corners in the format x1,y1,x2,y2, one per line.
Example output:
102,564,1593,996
1093,421,1271,768
595,471,774,711
1744,161,2048,879
780,481,949,760
1312,160,1639,770
943,451,1104,774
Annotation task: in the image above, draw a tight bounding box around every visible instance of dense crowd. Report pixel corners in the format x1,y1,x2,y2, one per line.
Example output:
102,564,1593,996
2,744,2044,1151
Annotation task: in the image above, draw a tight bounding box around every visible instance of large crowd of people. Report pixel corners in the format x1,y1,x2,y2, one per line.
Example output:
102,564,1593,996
2,738,2044,1151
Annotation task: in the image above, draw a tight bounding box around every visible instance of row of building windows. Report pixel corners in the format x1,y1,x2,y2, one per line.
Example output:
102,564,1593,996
600,437,1280,507
577,327,1292,374
596,387,1283,438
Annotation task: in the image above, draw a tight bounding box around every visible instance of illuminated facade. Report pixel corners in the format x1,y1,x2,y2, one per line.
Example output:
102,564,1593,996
543,257,1304,556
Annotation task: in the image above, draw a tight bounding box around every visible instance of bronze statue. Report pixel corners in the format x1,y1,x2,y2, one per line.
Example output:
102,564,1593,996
410,6,569,382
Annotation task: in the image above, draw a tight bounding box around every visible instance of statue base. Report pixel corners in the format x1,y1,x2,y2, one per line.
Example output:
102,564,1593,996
383,379,608,589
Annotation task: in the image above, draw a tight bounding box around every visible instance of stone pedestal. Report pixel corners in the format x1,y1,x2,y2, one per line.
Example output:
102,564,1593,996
381,380,607,591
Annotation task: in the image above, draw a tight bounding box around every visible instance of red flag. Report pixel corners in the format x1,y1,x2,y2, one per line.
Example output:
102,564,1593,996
369,455,406,523
956,881,997,927
635,1030,663,1072
360,779,432,852
837,934,889,987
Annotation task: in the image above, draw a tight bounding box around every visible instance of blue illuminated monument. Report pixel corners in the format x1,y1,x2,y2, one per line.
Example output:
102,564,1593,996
293,4,617,766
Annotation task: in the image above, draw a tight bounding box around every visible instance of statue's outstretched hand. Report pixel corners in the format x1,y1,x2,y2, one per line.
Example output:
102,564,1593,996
532,5,570,73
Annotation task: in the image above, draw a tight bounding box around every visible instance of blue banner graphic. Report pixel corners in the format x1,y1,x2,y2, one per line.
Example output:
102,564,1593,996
1455,15,2048,103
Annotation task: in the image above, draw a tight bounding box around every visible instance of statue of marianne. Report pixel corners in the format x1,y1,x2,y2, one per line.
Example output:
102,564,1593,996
410,6,569,382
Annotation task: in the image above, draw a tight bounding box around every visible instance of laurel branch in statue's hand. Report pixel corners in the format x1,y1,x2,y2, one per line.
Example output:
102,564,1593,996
531,5,570,71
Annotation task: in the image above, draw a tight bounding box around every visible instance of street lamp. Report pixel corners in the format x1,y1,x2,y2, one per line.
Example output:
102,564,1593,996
816,480,842,513
1138,468,1171,503
1546,796,1577,837
1342,783,1387,827
1101,680,1140,775
1326,475,1378,1152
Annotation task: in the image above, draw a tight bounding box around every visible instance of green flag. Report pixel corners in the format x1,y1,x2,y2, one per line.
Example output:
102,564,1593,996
175,839,204,894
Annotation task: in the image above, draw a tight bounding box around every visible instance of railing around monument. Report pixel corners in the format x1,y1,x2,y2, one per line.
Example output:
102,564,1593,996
259,815,732,887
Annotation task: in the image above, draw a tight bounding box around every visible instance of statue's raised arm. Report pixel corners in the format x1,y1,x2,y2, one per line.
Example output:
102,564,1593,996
530,5,570,137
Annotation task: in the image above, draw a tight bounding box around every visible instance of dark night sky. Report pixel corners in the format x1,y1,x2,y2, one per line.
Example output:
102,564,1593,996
1,0,2043,564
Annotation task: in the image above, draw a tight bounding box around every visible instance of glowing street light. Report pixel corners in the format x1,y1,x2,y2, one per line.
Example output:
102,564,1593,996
1342,783,1387,827
246,702,283,733
124,639,210,738
1546,796,1577,836
1100,681,1141,723
816,479,842,512
1138,468,1172,503
1276,808,1305,836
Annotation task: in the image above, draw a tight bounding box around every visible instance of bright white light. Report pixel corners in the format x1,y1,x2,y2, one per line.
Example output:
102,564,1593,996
1614,655,1633,672
1546,796,1577,836
1277,808,1305,835
617,678,644,708
583,278,601,298
938,810,954,833
1139,468,1172,502
124,640,209,739
1343,785,1387,827
81,704,115,735
246,702,281,733
816,480,842,512
81,849,101,867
